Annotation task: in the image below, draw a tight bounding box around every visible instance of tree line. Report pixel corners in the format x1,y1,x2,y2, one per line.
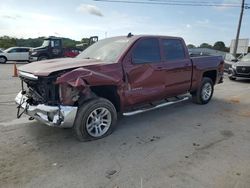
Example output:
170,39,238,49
187,41,230,52
0,36,85,49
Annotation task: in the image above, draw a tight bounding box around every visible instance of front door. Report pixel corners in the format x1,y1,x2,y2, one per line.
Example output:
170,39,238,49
50,39,63,58
7,48,21,61
123,38,166,106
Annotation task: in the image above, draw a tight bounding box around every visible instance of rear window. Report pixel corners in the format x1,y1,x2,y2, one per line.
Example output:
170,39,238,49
162,39,185,61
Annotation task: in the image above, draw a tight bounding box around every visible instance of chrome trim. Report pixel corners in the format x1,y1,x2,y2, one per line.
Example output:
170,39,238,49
15,91,77,128
19,71,38,80
123,97,189,116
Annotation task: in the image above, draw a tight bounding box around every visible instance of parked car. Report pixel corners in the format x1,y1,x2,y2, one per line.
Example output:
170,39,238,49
224,53,238,72
0,47,31,64
228,53,250,80
15,34,224,141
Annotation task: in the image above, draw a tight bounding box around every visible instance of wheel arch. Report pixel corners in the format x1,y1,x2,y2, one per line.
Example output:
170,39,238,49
0,55,7,61
202,70,217,84
89,85,121,112
38,53,50,59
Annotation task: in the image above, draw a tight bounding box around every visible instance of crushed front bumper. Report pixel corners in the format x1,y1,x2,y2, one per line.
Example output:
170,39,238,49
15,91,78,128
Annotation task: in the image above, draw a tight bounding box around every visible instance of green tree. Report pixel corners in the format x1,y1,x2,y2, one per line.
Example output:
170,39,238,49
199,43,212,49
0,36,17,49
187,44,196,49
213,41,226,51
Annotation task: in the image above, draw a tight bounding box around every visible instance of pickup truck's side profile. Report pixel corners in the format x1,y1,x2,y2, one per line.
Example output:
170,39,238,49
16,35,224,141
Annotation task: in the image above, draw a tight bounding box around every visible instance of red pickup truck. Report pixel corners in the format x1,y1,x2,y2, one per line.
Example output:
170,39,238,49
16,34,224,141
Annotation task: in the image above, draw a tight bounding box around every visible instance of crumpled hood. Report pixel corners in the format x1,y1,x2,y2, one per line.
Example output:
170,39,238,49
18,58,109,76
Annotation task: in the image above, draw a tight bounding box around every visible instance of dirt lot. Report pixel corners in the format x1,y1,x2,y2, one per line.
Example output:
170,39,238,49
0,63,250,188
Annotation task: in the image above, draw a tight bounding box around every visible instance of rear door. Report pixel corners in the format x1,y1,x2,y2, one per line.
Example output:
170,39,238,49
19,48,30,60
123,37,166,106
161,38,192,96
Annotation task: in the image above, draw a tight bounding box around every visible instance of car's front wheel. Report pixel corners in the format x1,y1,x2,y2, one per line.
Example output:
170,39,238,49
191,77,214,105
73,98,117,141
0,56,7,64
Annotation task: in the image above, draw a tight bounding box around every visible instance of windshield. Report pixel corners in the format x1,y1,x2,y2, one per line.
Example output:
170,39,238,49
241,54,250,62
77,37,130,62
225,53,236,61
42,40,50,47
3,48,13,53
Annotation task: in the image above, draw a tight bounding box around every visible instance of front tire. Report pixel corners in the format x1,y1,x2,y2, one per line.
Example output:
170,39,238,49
191,77,214,105
0,56,7,64
38,56,48,61
73,98,117,142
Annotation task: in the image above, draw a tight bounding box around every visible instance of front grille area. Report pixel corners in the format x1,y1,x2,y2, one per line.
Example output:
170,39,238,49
21,76,60,105
236,66,250,74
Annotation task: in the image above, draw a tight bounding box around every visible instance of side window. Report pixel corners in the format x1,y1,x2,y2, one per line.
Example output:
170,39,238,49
54,40,60,47
9,49,18,53
162,39,186,61
20,48,29,52
132,38,161,64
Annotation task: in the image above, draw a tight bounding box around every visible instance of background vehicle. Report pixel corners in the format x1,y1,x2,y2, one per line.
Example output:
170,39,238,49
29,36,98,61
228,53,250,80
16,35,224,141
0,47,31,64
224,53,238,72
63,48,81,58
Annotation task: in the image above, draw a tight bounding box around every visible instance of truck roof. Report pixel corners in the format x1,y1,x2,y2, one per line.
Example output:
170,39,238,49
103,35,184,45
44,36,61,40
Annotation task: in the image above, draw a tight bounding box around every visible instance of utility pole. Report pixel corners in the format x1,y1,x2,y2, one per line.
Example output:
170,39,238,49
233,0,245,57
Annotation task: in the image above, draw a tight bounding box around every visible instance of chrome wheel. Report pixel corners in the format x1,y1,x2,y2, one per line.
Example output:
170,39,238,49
201,83,212,101
86,107,112,137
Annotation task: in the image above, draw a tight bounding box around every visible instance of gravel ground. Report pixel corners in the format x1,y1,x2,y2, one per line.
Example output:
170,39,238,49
0,63,250,188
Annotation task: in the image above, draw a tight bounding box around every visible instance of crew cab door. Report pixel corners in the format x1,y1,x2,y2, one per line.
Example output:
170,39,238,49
123,38,166,106
160,38,192,96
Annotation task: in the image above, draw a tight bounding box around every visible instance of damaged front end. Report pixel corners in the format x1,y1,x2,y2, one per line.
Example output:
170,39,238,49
15,71,78,128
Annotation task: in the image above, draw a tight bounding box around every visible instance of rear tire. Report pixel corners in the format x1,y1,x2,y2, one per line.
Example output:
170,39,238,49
191,77,214,105
0,56,7,64
73,98,117,142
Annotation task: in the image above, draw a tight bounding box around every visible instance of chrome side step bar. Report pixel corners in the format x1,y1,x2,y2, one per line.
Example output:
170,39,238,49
123,97,189,116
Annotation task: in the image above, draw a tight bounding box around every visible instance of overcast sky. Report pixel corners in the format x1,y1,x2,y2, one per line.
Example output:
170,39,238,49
0,0,249,46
